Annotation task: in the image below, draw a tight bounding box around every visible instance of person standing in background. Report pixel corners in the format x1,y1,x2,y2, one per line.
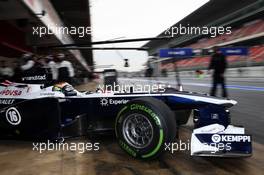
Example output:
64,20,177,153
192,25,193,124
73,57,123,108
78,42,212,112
46,55,58,81
20,53,35,72
145,60,153,77
208,47,228,97
54,53,75,83
11,60,22,82
0,60,14,80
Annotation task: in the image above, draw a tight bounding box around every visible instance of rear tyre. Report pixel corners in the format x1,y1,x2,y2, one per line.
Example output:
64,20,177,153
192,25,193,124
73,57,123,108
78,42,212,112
115,97,177,159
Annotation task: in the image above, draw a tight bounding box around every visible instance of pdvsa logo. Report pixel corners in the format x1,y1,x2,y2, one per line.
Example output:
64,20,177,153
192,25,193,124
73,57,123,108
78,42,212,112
5,107,21,125
0,90,22,96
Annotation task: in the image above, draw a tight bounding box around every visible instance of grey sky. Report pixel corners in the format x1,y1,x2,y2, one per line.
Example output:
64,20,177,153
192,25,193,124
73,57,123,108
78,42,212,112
90,0,209,71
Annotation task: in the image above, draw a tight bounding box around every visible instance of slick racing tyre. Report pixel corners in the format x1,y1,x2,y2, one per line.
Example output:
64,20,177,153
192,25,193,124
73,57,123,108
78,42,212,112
115,97,177,159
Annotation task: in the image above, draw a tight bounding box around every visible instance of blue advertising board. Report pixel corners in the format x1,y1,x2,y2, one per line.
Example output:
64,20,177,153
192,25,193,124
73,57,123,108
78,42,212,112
159,47,248,58
159,48,193,58
220,47,248,56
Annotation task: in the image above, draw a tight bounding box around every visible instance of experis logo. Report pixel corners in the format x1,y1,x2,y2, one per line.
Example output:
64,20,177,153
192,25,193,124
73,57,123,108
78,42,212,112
100,98,129,106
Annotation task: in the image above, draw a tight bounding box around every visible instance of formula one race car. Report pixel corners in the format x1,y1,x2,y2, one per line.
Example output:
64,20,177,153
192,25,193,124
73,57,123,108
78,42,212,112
0,78,252,159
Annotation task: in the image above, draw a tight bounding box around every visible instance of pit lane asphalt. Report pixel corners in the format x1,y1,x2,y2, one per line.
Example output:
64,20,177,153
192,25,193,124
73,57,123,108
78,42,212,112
0,127,263,175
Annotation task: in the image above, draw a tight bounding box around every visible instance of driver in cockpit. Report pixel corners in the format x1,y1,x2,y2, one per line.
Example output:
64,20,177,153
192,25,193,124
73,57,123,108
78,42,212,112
52,82,77,96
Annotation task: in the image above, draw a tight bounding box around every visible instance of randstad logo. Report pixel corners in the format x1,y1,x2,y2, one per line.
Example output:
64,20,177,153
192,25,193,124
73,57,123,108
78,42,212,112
211,134,251,143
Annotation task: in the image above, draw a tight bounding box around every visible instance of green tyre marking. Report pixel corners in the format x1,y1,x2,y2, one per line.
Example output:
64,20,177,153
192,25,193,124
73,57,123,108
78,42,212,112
115,106,128,137
116,103,164,159
142,129,164,158
119,140,137,157
130,104,161,126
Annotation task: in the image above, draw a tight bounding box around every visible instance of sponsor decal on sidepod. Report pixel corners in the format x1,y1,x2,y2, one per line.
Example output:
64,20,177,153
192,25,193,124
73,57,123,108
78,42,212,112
0,90,22,96
100,98,129,106
0,99,15,105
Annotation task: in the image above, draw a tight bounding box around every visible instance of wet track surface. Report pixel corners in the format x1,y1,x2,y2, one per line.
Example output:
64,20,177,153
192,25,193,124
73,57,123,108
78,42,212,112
0,127,263,175
0,79,263,175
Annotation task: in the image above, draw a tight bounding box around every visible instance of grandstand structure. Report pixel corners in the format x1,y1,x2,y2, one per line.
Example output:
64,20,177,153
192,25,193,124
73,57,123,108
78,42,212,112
143,0,264,73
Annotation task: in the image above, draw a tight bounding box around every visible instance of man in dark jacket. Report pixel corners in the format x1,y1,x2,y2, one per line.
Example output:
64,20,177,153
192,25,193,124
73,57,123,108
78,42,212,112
208,47,228,97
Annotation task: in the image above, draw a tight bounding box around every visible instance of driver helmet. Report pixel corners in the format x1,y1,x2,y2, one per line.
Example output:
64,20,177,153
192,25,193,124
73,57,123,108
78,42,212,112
52,82,74,92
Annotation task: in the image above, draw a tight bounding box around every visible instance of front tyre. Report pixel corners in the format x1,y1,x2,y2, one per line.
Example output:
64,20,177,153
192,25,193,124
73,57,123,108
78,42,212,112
115,97,177,159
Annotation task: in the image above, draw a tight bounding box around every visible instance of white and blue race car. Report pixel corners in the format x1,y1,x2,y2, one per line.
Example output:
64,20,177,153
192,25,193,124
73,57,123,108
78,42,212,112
0,79,252,159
